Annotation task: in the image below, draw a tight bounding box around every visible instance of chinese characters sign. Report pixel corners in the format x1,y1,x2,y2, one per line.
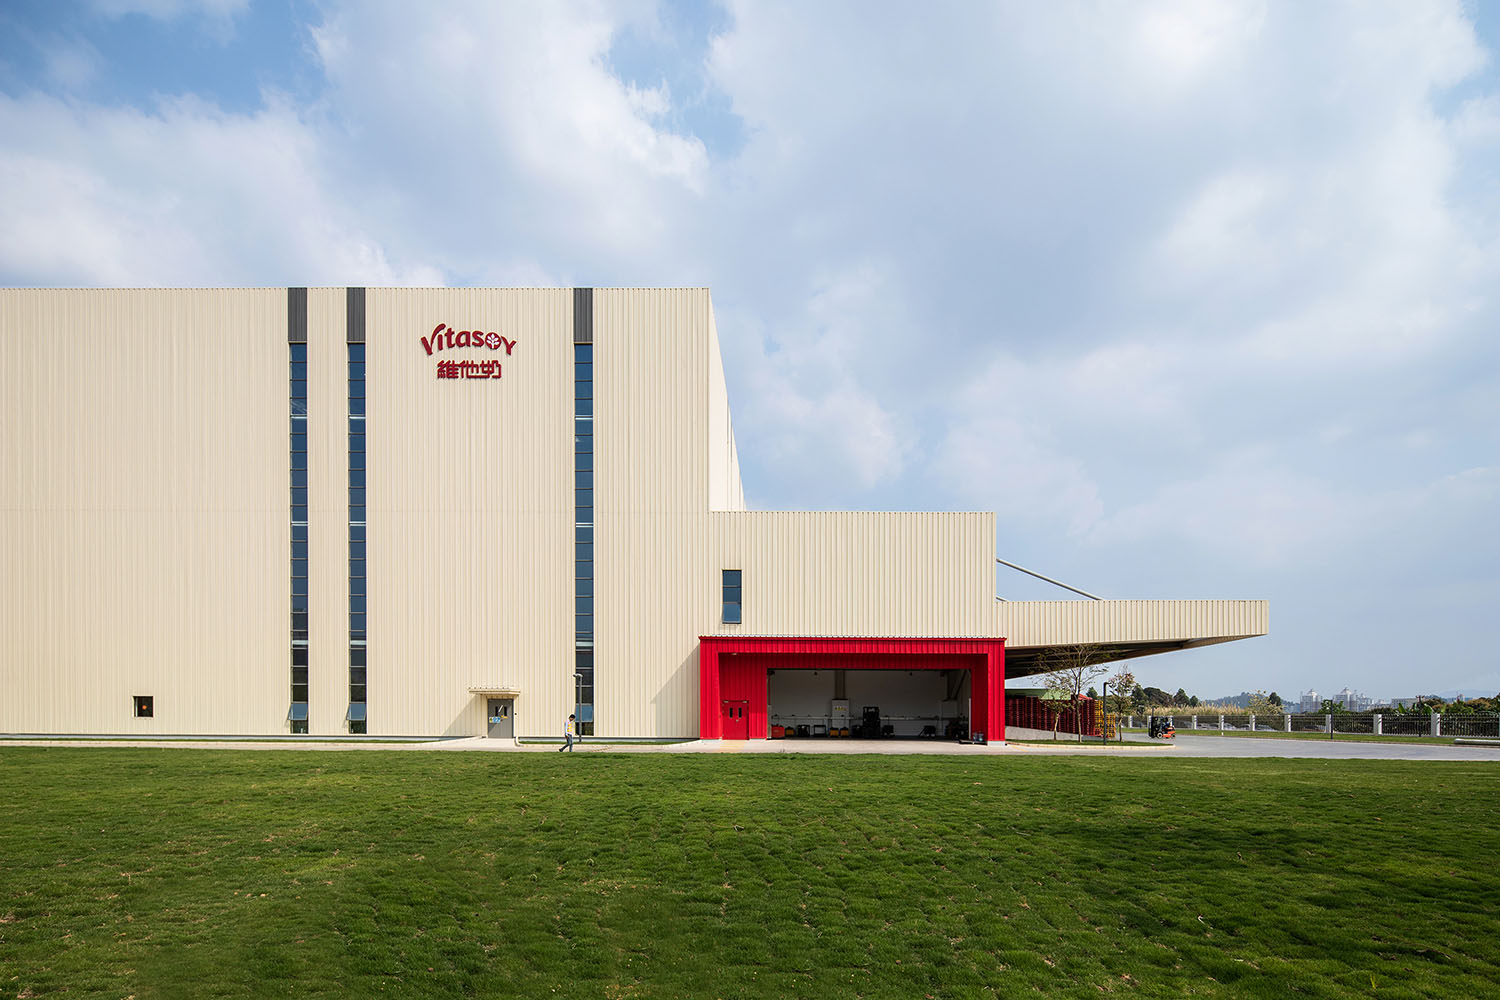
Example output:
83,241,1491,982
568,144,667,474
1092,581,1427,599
421,323,516,382
437,360,502,380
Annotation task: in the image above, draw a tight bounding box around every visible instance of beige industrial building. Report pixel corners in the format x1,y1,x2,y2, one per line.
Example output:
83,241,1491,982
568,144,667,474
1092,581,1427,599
0,287,1267,740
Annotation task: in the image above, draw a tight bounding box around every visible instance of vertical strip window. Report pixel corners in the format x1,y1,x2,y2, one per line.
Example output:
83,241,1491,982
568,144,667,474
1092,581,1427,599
348,341,367,734
289,333,309,734
574,340,594,735
722,570,742,624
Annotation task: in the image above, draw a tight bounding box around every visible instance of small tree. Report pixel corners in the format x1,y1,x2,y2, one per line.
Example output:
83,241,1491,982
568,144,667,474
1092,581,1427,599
1106,667,1136,737
1039,644,1114,742
1038,688,1071,741
1268,691,1283,708
1248,690,1283,720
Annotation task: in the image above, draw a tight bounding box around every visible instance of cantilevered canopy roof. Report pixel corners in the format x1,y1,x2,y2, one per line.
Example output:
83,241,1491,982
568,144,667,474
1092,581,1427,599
996,599,1268,679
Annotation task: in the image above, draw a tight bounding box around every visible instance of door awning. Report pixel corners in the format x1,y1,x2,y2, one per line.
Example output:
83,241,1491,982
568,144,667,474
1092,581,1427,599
468,685,521,696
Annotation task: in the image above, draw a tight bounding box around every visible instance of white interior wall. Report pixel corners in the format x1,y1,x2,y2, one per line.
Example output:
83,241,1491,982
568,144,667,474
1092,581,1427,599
845,671,950,736
766,669,832,731
768,668,959,736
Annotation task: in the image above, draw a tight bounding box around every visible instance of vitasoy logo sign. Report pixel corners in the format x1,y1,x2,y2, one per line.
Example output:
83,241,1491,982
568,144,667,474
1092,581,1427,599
421,323,517,381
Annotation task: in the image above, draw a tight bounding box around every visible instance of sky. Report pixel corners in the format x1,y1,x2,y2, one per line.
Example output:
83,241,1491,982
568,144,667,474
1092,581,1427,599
2,0,1496,702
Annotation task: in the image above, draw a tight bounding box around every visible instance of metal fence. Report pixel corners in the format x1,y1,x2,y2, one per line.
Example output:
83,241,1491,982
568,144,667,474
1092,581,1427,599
1123,712,1500,738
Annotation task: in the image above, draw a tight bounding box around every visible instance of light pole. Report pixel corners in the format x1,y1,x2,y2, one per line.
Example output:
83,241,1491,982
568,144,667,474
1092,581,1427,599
574,671,583,734
1101,681,1108,744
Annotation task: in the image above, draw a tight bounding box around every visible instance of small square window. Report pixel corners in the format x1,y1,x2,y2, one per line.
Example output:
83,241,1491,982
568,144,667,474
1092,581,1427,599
134,696,153,718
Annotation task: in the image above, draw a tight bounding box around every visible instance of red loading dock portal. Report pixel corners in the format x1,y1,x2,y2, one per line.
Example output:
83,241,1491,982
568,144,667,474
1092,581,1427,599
699,636,1005,742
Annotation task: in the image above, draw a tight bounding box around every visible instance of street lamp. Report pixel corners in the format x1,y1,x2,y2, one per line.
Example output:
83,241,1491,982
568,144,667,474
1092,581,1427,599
1102,681,1109,744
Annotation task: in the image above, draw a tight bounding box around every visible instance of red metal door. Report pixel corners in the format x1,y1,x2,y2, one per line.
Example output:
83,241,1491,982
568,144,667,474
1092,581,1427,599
721,700,749,739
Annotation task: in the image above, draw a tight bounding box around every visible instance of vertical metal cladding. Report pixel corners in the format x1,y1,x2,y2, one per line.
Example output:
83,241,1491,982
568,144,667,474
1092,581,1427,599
361,288,573,737
347,288,368,733
289,289,309,733
573,288,595,734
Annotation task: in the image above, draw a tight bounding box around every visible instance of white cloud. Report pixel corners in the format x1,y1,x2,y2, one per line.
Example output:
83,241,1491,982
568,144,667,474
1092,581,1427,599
309,0,709,270
721,263,914,496
0,93,441,286
1128,0,1268,91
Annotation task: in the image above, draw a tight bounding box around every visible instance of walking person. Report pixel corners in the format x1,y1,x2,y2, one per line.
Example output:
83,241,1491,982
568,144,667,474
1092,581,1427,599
559,713,577,752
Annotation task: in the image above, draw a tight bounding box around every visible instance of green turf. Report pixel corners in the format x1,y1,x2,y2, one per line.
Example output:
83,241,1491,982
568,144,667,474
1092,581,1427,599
2,750,1496,999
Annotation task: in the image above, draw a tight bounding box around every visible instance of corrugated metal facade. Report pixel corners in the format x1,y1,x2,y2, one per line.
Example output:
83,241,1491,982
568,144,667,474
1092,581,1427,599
1,287,1267,738
361,288,575,737
1,289,288,734
995,600,1269,649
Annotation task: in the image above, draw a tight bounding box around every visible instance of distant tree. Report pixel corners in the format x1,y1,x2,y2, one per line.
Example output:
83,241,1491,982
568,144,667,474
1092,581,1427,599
1130,683,1145,706
1039,644,1114,742
1141,686,1171,708
1268,692,1283,707
1173,688,1189,706
1320,699,1350,715
1248,691,1284,719
1086,687,1099,699
1188,695,1200,708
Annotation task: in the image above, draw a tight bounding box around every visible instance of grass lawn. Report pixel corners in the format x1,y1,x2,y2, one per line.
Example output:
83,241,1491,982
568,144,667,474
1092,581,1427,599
2,750,1496,999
